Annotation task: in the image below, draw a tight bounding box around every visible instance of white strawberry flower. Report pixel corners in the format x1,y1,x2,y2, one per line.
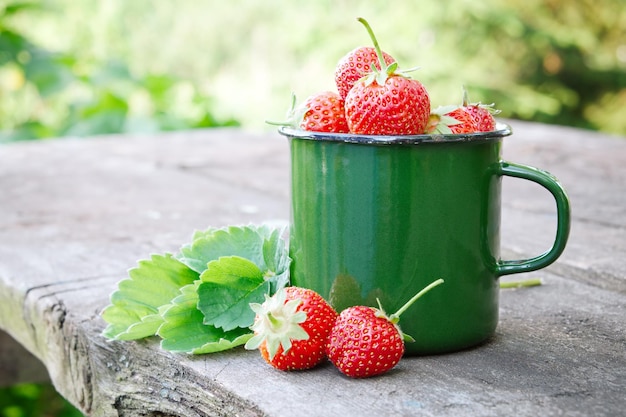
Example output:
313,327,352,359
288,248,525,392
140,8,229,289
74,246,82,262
245,288,309,360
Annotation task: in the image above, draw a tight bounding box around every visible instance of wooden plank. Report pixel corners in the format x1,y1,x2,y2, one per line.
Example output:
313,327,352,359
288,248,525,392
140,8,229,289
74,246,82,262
500,121,626,294
0,122,624,416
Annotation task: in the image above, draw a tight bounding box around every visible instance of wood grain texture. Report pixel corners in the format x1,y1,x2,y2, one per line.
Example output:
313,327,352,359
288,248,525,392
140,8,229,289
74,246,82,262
0,122,624,416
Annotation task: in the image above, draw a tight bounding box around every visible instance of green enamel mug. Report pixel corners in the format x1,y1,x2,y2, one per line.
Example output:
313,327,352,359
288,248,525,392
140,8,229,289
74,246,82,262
280,124,570,355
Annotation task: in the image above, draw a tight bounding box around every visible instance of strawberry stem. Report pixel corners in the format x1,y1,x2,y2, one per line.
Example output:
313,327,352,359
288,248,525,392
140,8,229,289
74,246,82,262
461,85,470,107
389,278,444,321
356,17,396,86
265,92,300,127
357,17,386,72
499,278,542,289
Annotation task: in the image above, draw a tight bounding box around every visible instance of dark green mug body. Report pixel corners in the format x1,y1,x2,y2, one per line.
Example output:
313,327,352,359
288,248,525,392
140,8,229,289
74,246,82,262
282,125,570,355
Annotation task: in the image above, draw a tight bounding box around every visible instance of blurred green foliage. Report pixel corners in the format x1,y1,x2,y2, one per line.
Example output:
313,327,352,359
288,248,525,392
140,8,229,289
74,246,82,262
0,383,83,417
0,1,239,143
429,0,626,133
1,0,625,142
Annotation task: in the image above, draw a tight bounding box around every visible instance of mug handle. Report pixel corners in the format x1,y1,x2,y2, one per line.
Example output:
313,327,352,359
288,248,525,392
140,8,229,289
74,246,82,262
493,161,571,276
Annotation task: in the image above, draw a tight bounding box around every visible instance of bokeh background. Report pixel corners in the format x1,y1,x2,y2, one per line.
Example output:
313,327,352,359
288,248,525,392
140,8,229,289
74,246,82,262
1,0,624,415
1,0,625,143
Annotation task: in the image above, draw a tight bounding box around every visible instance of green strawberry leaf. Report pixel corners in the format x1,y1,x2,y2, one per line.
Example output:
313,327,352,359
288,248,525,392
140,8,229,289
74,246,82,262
191,329,252,355
262,228,286,273
158,283,252,353
101,253,199,340
102,304,172,341
197,256,270,331
177,224,278,274
262,228,291,292
189,227,218,242
101,223,290,354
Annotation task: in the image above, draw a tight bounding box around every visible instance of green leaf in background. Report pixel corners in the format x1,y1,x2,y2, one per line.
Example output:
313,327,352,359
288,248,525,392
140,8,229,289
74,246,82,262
101,253,199,340
0,29,31,65
158,284,252,354
62,90,129,136
22,49,75,97
2,1,46,17
0,121,55,143
177,224,285,275
197,256,269,331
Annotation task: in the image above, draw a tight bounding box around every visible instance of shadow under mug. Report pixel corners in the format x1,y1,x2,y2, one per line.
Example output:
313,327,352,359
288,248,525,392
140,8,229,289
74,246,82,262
280,124,570,355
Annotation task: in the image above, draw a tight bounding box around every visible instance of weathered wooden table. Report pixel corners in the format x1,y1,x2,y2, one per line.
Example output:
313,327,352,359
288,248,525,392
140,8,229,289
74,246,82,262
1,120,624,417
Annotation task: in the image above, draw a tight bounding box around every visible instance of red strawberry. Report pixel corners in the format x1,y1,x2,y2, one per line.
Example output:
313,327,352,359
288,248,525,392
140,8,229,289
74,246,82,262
326,278,444,378
245,286,338,371
428,88,499,134
465,102,498,132
442,106,478,134
300,91,350,133
335,46,396,100
268,92,349,133
344,18,430,135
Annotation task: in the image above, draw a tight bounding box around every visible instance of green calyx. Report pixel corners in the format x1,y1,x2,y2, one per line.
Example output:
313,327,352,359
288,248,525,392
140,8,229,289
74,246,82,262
427,105,463,134
244,288,309,360
356,17,417,87
461,86,471,107
374,278,445,342
460,85,501,115
265,92,307,128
